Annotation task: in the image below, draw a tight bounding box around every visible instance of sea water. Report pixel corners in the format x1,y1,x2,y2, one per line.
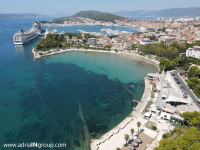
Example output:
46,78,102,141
0,18,157,149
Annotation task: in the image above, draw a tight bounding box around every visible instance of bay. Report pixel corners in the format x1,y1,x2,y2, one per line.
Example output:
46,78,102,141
0,18,157,149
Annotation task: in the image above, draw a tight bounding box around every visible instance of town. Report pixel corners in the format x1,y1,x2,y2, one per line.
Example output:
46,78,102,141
41,16,200,50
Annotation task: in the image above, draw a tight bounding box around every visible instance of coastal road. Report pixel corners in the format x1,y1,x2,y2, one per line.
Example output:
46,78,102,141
173,69,200,108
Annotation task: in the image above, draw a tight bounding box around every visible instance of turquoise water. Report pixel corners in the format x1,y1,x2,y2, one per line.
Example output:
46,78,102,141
0,18,157,149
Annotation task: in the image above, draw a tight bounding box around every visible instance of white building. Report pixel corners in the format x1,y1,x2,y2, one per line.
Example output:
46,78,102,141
140,39,154,45
139,27,148,32
186,46,200,59
169,18,173,22
160,107,175,121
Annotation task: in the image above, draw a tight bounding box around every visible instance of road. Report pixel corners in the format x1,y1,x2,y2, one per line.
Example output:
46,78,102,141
173,70,200,108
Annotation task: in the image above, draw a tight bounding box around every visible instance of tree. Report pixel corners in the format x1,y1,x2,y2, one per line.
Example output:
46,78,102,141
156,112,200,150
130,128,135,140
148,35,156,41
194,84,200,97
162,27,167,32
188,143,200,150
188,66,198,78
116,148,121,150
181,111,200,127
137,122,141,134
174,57,183,66
156,139,177,150
124,134,129,144
131,43,137,49
187,77,199,89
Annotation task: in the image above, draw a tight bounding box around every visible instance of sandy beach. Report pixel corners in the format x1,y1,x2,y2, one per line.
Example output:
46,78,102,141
32,48,159,68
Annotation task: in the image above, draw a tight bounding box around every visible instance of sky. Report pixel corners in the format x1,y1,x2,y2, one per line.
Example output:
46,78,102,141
0,0,200,16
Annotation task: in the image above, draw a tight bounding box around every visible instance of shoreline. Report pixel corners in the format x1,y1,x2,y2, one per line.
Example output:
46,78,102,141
41,23,131,28
32,48,159,149
32,48,159,70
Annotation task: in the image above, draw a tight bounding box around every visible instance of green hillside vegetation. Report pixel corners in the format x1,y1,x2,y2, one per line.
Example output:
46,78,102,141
52,10,125,23
72,10,125,22
137,41,200,73
155,111,200,150
186,66,200,97
137,43,187,72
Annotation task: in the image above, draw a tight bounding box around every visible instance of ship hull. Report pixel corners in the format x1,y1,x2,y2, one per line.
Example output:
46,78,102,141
13,22,42,45
13,34,39,45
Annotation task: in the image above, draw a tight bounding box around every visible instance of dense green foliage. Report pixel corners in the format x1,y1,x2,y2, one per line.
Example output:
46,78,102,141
181,111,200,127
137,42,200,73
72,10,125,22
186,66,200,97
36,34,64,50
148,35,157,41
155,112,200,150
35,33,111,51
138,43,183,59
155,127,200,150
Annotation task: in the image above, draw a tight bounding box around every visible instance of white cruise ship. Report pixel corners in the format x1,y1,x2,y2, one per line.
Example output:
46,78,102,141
13,22,42,45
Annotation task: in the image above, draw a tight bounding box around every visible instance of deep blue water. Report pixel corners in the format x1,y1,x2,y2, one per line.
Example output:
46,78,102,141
0,18,157,150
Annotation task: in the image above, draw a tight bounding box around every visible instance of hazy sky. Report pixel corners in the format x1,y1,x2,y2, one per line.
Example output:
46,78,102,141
0,0,200,16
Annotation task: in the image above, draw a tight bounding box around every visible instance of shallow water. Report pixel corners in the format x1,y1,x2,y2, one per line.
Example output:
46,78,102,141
0,18,157,149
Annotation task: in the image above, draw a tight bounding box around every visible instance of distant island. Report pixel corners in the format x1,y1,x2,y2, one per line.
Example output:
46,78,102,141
0,13,48,18
115,7,200,18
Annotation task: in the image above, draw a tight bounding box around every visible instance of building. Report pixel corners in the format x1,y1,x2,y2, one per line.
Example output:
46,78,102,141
186,46,200,59
139,27,148,32
160,107,175,121
169,18,174,23
140,39,154,45
87,38,96,46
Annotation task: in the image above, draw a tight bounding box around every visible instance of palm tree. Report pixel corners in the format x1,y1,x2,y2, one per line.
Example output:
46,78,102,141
124,134,129,144
130,128,135,140
137,121,141,134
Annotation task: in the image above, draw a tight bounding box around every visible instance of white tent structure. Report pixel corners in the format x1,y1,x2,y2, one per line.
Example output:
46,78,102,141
165,95,189,105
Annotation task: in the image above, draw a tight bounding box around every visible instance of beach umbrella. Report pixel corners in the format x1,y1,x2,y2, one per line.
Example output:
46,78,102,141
135,138,142,143
132,141,139,147
128,144,135,150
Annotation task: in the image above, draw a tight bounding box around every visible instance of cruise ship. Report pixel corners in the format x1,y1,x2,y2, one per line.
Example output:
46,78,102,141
13,22,42,45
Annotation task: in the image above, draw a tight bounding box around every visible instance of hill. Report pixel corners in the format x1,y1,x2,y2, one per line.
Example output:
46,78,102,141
71,10,125,21
115,7,200,18
52,10,126,23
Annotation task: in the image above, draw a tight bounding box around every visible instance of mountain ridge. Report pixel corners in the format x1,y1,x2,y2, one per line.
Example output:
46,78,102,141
115,7,200,18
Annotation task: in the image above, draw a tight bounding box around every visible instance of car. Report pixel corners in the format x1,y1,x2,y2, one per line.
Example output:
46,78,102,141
171,73,175,76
